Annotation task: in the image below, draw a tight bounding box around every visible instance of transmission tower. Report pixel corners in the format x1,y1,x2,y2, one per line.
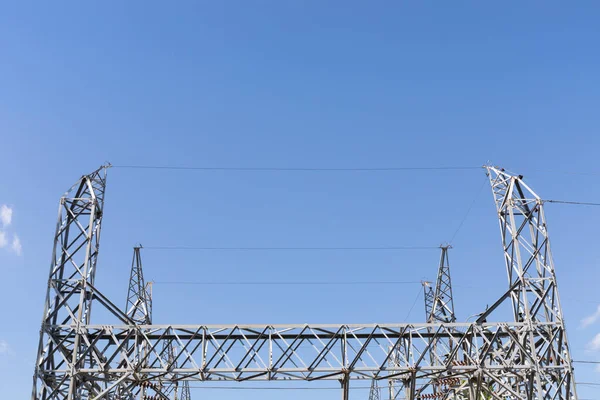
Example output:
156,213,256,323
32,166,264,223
178,382,191,400
422,281,434,322
31,165,578,400
418,246,458,400
368,378,380,400
123,247,190,400
479,166,577,399
429,245,455,323
126,246,152,325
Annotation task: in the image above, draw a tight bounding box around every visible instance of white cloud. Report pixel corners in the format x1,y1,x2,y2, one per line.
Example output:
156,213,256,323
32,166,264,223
581,305,600,328
0,340,9,355
11,234,21,256
588,333,600,351
0,206,21,255
0,205,12,227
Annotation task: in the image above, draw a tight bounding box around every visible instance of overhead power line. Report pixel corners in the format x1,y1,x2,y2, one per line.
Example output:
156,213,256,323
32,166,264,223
113,165,481,171
143,246,439,251
153,280,422,286
403,287,423,322
448,176,488,244
546,200,600,207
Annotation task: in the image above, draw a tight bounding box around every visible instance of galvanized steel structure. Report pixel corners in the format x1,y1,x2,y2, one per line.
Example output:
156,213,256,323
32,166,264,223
31,165,578,399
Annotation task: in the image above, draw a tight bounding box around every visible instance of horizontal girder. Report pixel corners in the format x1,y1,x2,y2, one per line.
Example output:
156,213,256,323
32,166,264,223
42,323,570,382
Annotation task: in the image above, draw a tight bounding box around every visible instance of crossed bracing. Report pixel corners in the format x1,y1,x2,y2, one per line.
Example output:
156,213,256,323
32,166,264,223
31,165,578,400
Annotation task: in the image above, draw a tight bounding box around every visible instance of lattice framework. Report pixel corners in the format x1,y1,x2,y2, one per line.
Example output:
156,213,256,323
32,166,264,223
30,165,578,400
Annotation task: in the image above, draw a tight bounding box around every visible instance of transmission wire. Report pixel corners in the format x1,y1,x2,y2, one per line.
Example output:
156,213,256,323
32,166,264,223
153,280,423,286
448,176,489,244
143,246,439,251
403,287,422,322
113,165,481,172
545,200,600,207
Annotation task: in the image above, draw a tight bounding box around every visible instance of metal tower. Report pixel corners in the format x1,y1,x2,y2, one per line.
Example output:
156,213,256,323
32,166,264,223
31,165,134,400
368,378,380,400
126,246,152,325
124,246,155,400
419,246,458,400
422,281,434,322
429,246,456,323
479,166,577,399
123,247,191,400
31,165,578,400
178,382,191,400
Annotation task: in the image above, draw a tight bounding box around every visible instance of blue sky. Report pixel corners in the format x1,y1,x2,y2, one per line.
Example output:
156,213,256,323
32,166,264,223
1,1,600,398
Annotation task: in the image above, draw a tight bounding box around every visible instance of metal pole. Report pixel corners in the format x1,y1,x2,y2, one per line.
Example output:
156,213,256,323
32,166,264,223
341,374,350,400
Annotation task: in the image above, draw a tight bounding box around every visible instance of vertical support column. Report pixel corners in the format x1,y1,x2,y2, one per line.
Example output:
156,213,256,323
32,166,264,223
340,374,350,400
387,344,395,400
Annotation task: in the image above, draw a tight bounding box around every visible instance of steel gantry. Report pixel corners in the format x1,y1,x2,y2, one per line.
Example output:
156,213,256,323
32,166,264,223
31,165,578,400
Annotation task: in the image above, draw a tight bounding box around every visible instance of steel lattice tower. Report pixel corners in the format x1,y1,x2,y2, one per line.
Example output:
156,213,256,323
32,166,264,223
368,378,381,400
430,246,456,324
419,246,458,400
126,246,152,325
178,382,191,400
422,281,435,322
479,166,577,399
31,165,578,400
31,166,132,400
422,246,456,325
124,247,191,400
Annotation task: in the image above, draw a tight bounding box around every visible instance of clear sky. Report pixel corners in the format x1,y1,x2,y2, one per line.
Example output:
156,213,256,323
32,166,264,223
1,1,600,399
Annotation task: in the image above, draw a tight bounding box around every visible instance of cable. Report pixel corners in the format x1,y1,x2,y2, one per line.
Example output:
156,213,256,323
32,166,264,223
153,280,422,285
143,246,439,251
574,360,600,364
403,287,422,322
112,165,481,172
546,200,600,207
449,176,489,244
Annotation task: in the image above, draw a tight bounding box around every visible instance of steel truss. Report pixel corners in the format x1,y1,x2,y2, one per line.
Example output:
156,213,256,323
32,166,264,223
31,165,577,400
428,246,456,324
121,247,192,400
417,246,459,400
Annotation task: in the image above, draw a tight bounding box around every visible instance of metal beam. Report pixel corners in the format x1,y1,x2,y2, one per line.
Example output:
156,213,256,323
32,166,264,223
30,165,579,400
